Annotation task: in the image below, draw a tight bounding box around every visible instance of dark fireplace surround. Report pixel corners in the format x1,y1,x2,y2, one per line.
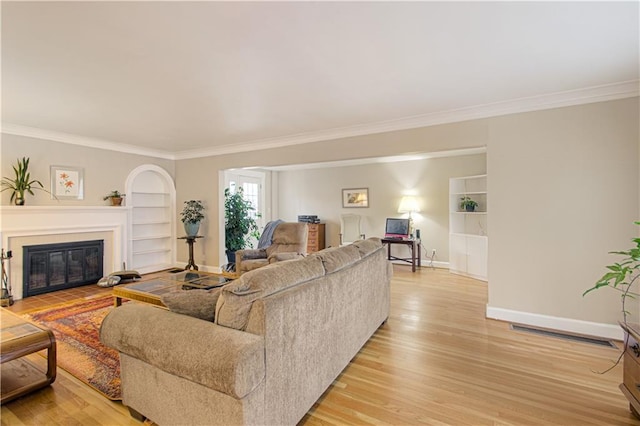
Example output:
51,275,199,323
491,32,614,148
23,240,104,297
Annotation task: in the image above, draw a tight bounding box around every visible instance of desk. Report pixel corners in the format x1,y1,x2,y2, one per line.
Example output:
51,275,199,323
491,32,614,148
381,238,421,272
178,236,203,270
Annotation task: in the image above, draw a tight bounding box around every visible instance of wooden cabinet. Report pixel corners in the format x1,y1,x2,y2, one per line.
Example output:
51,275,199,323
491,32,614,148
306,223,325,253
620,322,640,419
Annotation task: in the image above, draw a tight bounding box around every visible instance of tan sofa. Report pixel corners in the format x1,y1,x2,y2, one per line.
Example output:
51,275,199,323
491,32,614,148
235,222,308,273
100,238,391,426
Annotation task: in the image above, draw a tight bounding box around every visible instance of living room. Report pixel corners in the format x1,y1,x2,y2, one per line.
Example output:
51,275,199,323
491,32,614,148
1,1,639,424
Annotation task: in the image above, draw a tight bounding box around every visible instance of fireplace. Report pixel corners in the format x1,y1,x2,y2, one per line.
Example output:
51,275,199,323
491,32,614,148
23,240,104,297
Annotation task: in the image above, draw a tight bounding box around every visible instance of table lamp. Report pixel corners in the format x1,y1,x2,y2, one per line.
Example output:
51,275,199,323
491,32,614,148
398,196,420,236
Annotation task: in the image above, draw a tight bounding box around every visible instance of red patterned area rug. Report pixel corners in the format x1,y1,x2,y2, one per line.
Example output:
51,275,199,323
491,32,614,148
23,295,122,400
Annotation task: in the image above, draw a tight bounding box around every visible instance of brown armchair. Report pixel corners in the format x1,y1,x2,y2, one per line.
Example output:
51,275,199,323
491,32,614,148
235,222,309,273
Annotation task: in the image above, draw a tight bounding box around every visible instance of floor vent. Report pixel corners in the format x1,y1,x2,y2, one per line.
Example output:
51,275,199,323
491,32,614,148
510,324,617,348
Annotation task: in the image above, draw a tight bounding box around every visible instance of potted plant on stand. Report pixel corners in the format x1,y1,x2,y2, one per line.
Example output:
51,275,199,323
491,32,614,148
1,157,52,205
583,221,640,417
181,200,205,237
460,196,478,212
224,187,259,264
103,190,125,206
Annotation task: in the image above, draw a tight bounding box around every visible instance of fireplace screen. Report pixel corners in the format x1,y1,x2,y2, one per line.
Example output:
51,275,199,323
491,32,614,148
23,240,104,297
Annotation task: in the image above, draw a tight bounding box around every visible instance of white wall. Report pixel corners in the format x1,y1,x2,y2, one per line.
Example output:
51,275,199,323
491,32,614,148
276,154,487,263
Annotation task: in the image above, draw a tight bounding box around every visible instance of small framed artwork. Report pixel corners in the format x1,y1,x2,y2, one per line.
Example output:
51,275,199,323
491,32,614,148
342,188,369,208
50,166,84,200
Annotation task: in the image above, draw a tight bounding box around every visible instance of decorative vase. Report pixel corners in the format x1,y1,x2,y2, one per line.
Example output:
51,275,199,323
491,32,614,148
184,221,200,237
14,196,25,206
465,205,475,212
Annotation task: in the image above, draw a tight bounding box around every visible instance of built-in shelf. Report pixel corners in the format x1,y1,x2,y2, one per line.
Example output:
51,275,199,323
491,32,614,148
132,248,172,256
449,174,488,281
127,165,176,274
130,235,171,241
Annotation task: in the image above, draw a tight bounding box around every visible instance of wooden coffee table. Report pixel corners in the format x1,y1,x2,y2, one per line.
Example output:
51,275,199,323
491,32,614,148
113,270,232,307
1,308,57,404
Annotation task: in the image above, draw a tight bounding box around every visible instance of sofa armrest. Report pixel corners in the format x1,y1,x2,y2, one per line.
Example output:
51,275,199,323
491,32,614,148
100,303,264,399
267,252,305,264
237,249,267,260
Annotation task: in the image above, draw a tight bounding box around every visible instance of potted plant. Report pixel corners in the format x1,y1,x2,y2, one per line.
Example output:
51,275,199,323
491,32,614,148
224,187,259,263
181,200,205,237
103,190,125,206
582,221,640,414
460,196,478,212
1,157,52,205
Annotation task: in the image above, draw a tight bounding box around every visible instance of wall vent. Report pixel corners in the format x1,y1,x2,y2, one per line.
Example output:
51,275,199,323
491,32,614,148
510,324,617,348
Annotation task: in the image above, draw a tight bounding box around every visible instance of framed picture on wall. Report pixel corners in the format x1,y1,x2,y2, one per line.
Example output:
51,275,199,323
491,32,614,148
342,188,369,208
50,166,84,199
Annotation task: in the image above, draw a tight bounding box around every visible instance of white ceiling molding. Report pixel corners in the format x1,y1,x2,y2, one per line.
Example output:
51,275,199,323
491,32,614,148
3,80,638,161
261,147,488,171
0,123,176,160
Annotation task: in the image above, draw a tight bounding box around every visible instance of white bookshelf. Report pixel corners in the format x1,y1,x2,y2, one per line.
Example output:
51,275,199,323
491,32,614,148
449,174,488,281
126,166,176,274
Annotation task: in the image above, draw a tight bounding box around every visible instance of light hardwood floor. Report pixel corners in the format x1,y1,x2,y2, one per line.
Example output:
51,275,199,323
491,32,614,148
2,266,639,425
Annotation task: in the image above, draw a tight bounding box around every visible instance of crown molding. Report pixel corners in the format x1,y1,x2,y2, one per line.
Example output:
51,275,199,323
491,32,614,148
3,80,638,161
175,80,639,159
0,124,176,160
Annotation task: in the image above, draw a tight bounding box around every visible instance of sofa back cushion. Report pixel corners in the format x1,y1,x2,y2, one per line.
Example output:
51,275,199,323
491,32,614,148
216,255,324,330
309,245,361,274
352,237,382,258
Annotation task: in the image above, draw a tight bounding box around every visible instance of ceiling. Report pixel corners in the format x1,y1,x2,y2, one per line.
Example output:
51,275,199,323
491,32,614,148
2,1,638,160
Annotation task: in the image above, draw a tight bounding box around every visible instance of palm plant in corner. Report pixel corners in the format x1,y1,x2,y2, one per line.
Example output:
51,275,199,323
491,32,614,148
1,157,53,205
583,221,640,372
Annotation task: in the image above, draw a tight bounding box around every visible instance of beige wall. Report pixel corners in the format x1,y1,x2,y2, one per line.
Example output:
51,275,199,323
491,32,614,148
1,134,175,206
174,119,489,266
276,154,486,262
487,98,639,325
3,97,638,333
176,97,639,333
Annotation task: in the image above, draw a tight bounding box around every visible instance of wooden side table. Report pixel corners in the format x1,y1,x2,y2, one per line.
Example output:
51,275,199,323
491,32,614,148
178,236,203,270
620,321,640,419
381,238,421,272
1,308,57,404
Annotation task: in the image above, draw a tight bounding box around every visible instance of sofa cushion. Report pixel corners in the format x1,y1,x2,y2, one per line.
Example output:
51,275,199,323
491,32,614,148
161,289,221,322
352,237,382,258
311,245,361,274
216,255,324,330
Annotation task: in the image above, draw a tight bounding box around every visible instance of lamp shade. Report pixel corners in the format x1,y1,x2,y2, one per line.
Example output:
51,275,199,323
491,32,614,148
398,196,420,213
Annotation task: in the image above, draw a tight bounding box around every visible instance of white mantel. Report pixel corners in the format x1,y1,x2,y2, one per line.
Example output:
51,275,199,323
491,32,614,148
0,205,129,300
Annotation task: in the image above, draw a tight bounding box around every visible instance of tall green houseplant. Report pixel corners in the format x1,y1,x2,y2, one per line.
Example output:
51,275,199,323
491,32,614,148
224,187,259,262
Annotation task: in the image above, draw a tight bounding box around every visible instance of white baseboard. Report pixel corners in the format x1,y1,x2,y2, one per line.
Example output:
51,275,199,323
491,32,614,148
485,305,623,341
390,260,449,269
